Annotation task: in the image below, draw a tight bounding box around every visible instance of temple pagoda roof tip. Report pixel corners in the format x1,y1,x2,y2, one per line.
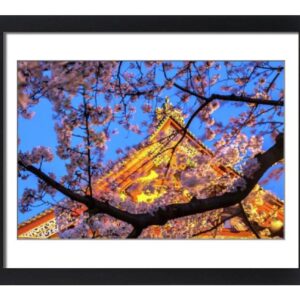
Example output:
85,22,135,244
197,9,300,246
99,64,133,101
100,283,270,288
155,96,185,127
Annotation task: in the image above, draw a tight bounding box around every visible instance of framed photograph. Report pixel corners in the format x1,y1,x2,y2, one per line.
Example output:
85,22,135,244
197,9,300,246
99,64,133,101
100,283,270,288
0,16,299,284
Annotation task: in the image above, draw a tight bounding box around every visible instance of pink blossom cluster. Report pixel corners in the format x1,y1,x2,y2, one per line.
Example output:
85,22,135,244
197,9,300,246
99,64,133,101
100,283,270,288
142,103,152,113
242,157,261,179
19,188,37,213
19,146,54,165
88,214,133,238
37,174,57,197
248,135,264,155
214,146,241,167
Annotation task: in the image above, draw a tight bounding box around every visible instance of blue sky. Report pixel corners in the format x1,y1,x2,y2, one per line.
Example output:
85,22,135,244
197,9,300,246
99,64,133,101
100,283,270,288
18,61,284,223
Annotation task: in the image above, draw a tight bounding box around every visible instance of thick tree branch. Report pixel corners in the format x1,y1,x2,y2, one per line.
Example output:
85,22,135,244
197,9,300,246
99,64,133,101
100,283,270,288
210,93,284,107
128,132,283,230
19,159,145,226
18,133,283,237
126,227,143,239
18,160,93,208
92,133,283,233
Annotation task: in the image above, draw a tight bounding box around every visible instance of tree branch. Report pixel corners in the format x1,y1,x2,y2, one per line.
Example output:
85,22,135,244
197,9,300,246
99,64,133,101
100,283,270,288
128,132,283,229
210,93,284,107
126,227,143,239
165,99,212,175
18,133,283,235
82,94,93,197
173,82,284,107
18,160,93,209
239,202,260,239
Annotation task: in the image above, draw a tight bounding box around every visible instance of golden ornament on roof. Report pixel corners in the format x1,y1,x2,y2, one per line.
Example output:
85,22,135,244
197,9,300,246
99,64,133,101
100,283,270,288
155,97,185,126
270,219,283,233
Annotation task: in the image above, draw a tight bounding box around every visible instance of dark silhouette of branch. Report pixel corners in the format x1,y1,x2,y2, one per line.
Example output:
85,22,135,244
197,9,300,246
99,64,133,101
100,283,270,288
82,94,93,197
117,132,284,237
173,82,284,107
18,132,283,238
164,99,212,175
257,66,284,72
265,71,281,94
126,227,143,239
18,160,93,209
211,93,283,107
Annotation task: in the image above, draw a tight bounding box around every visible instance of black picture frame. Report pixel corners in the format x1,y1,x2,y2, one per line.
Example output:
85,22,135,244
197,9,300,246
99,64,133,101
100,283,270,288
0,15,299,285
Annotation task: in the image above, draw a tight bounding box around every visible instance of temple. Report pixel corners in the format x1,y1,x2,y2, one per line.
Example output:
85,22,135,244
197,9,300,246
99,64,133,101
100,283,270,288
18,98,284,239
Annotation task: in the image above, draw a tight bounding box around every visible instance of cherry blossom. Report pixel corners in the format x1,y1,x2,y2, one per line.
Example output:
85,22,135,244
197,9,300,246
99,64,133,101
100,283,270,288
17,61,284,239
